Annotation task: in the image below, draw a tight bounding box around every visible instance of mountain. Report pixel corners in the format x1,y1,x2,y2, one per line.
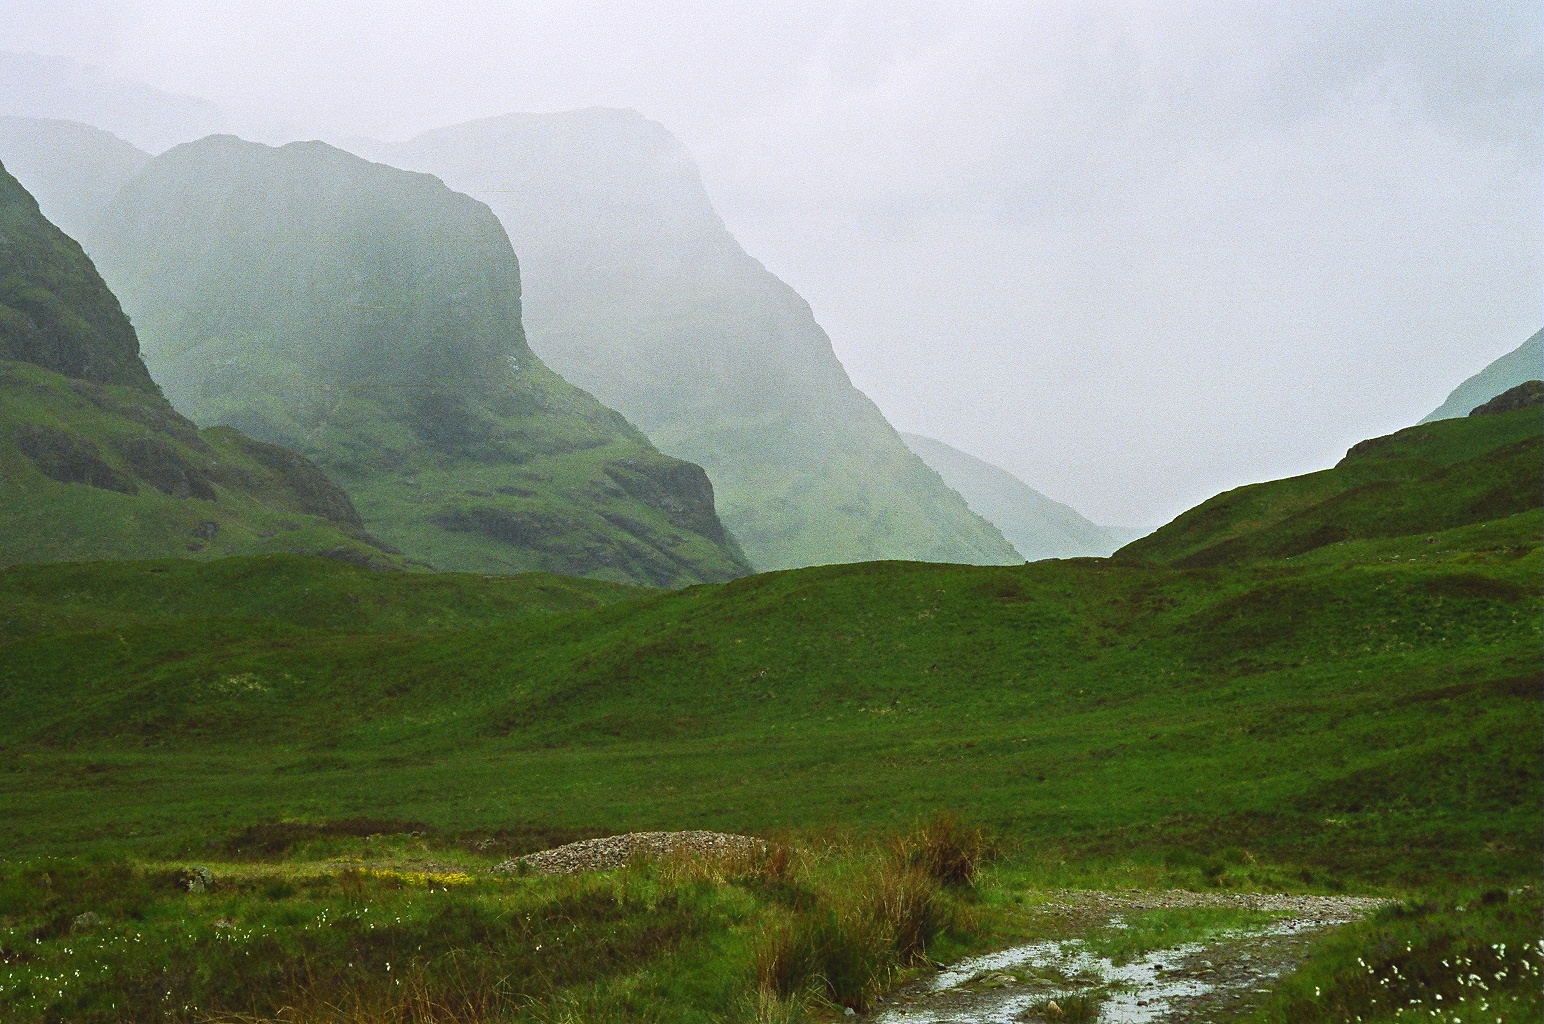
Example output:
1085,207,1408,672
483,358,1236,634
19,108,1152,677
0,115,149,249
1117,394,1542,568
899,432,1118,560
0,51,223,154
1422,329,1542,422
90,135,751,587
379,109,1021,572
0,157,393,567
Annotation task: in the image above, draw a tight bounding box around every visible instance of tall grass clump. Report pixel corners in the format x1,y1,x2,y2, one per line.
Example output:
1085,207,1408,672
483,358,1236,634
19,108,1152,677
754,857,954,1012
893,812,990,887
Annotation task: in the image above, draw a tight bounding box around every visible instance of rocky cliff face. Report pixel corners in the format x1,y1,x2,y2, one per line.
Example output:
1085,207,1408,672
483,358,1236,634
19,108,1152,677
0,157,392,568
91,135,751,586
382,109,1021,571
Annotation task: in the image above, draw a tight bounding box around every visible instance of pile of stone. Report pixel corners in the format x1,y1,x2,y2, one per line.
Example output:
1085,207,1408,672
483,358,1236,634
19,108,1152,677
492,831,762,876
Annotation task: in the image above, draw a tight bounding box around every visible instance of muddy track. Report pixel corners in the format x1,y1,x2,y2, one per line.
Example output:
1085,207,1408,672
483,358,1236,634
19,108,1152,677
870,890,1388,1024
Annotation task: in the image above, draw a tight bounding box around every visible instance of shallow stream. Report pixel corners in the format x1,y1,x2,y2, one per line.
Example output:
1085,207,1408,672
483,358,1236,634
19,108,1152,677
870,914,1358,1024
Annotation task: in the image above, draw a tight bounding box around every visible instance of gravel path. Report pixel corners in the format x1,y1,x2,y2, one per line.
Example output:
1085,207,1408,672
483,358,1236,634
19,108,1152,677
1034,888,1389,918
491,830,762,875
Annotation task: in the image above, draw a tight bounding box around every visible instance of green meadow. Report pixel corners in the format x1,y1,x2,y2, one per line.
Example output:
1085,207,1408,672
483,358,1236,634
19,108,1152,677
0,406,1539,1022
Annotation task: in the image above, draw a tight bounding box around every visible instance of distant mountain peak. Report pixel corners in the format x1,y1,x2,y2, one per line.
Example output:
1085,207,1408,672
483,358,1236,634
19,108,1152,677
1422,329,1543,423
898,433,1119,561
0,50,224,153
384,112,1022,571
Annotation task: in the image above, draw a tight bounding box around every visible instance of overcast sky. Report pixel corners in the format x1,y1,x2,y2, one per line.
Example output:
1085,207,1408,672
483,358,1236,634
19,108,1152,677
6,2,1541,529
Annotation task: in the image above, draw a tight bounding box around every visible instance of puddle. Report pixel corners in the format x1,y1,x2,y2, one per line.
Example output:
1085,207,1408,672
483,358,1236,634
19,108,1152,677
871,917,1356,1024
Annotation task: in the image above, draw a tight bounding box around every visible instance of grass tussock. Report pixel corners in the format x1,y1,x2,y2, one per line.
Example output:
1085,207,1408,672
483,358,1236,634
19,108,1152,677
893,812,991,888
755,856,960,1012
1024,990,1103,1023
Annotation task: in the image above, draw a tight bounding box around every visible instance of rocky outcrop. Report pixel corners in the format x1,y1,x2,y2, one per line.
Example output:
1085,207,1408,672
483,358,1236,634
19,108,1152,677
492,831,763,875
1470,380,1543,417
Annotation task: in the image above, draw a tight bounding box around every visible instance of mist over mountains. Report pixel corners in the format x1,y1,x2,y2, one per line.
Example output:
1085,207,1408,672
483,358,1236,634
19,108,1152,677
86,134,751,586
1422,330,1543,424
0,157,391,567
378,109,1022,571
0,50,222,154
898,433,1121,561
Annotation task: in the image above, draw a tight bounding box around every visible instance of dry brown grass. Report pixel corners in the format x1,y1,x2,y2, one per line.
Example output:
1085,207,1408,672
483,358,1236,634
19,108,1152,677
753,855,955,1012
654,838,800,887
892,812,991,887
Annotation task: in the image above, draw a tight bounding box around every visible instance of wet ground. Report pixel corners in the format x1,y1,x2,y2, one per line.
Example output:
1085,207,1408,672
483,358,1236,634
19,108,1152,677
869,891,1387,1024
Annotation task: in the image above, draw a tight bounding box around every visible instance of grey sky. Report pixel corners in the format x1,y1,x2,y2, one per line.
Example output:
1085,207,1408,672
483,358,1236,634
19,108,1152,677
6,1,1540,528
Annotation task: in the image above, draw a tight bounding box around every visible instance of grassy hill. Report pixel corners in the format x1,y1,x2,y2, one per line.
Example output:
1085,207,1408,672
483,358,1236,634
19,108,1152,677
2,407,1537,885
382,110,1022,571
0,390,1538,1024
0,157,396,569
1117,405,1541,568
88,135,751,587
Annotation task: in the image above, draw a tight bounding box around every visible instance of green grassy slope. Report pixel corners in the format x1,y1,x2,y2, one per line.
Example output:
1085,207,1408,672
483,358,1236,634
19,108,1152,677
385,110,1022,571
1117,407,1541,567
0,158,398,569
0,552,640,645
2,413,1537,885
91,135,752,588
0,361,395,568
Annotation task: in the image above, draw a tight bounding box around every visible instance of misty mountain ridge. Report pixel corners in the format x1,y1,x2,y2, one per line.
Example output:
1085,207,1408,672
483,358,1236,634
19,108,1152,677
0,51,223,154
88,134,751,587
898,433,1122,560
379,108,1023,571
1422,329,1543,423
0,156,394,567
0,116,148,250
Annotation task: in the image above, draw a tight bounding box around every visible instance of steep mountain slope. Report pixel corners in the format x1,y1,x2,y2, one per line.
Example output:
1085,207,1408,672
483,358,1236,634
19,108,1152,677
1117,392,1542,568
0,50,223,153
382,109,1020,571
0,115,149,248
1422,328,1542,422
900,432,1118,560
0,157,392,567
91,135,750,587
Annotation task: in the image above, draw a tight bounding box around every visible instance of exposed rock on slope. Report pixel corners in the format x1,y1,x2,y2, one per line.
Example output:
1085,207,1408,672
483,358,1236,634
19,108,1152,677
1422,329,1542,422
1469,380,1542,417
381,109,1021,571
92,135,751,587
900,432,1118,560
0,157,392,568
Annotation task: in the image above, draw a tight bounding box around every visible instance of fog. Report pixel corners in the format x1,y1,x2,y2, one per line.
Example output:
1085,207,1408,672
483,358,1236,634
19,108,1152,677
6,1,1540,529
